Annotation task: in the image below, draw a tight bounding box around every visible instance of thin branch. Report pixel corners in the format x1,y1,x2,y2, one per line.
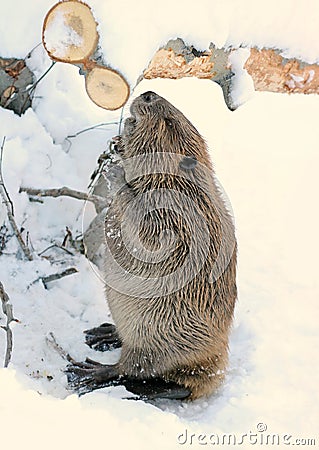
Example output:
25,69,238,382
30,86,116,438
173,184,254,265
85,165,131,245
31,267,78,289
0,282,19,368
118,105,125,135
66,122,120,139
38,243,75,257
27,61,56,95
0,137,13,215
19,185,109,212
0,224,10,255
25,42,42,59
64,122,119,152
19,61,56,114
62,226,73,248
46,332,76,363
0,138,33,261
42,267,78,284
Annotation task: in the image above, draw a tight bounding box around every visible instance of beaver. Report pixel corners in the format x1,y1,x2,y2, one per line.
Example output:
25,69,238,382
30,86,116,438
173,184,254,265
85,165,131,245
66,91,237,401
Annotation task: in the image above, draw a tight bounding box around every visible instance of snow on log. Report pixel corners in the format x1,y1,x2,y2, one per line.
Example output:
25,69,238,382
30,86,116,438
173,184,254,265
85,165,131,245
41,3,319,111
42,1,130,110
144,40,319,98
42,0,98,63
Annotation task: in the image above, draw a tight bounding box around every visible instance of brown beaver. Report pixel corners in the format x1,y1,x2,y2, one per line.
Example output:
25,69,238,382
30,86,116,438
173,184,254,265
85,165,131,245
66,91,237,401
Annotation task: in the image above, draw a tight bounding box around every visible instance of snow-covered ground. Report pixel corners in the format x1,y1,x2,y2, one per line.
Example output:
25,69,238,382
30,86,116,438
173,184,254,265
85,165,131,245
1,1,319,449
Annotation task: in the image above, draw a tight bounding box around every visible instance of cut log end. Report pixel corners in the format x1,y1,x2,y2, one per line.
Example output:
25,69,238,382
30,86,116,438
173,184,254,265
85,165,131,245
42,0,99,63
85,66,130,110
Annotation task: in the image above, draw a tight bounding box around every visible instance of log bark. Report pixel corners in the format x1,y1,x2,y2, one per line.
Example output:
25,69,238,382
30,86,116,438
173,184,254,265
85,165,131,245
0,57,34,115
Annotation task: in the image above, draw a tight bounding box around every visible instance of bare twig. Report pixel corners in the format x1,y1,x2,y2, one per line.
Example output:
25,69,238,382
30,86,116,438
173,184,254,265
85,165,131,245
0,225,10,255
118,105,125,135
64,122,119,152
38,243,75,257
26,61,56,95
31,267,78,289
25,42,42,59
28,196,44,204
62,226,73,248
0,138,13,215
46,332,76,363
42,267,78,284
19,185,109,212
66,122,120,139
0,138,33,260
0,282,19,367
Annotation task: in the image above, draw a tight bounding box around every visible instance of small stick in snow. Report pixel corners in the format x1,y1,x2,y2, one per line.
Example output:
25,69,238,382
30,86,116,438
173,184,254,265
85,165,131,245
0,138,33,261
26,61,56,96
31,267,78,289
46,332,76,364
0,225,10,255
61,226,74,248
66,122,120,139
19,185,109,212
64,122,120,152
38,243,75,257
0,282,19,368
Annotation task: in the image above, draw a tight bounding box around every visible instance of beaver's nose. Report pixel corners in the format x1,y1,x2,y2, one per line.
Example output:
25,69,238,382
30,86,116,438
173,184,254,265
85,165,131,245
141,91,158,103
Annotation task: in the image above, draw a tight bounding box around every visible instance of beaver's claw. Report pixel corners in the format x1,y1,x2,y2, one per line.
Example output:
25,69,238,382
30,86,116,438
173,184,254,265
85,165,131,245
65,358,121,395
84,322,122,352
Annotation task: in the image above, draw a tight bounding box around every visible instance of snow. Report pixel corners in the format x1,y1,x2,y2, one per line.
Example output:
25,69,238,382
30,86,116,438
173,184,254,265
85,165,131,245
43,9,84,59
1,1,319,449
228,48,255,108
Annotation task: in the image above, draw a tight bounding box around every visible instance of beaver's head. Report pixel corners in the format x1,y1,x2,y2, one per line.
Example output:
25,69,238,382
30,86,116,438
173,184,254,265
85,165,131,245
121,91,209,164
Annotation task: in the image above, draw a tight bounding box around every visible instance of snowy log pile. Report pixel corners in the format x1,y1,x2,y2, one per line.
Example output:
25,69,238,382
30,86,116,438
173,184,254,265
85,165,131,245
144,40,319,101
2,0,319,116
42,0,130,111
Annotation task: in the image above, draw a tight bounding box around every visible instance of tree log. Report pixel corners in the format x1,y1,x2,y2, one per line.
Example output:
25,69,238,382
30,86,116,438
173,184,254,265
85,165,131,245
245,48,319,95
42,0,99,63
144,40,319,102
41,2,319,110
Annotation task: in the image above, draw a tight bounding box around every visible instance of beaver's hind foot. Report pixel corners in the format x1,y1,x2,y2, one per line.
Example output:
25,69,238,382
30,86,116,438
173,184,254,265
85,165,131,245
84,322,122,351
65,358,121,395
65,358,190,400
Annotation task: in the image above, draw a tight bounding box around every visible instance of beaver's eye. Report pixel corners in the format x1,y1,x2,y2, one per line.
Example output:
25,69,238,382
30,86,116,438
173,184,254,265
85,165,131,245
164,118,173,128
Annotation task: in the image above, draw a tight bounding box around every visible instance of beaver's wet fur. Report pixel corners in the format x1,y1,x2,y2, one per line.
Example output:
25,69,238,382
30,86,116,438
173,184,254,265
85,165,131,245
66,91,237,401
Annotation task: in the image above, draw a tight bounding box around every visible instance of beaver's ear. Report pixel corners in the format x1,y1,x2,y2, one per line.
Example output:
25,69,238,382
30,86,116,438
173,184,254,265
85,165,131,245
179,155,197,171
